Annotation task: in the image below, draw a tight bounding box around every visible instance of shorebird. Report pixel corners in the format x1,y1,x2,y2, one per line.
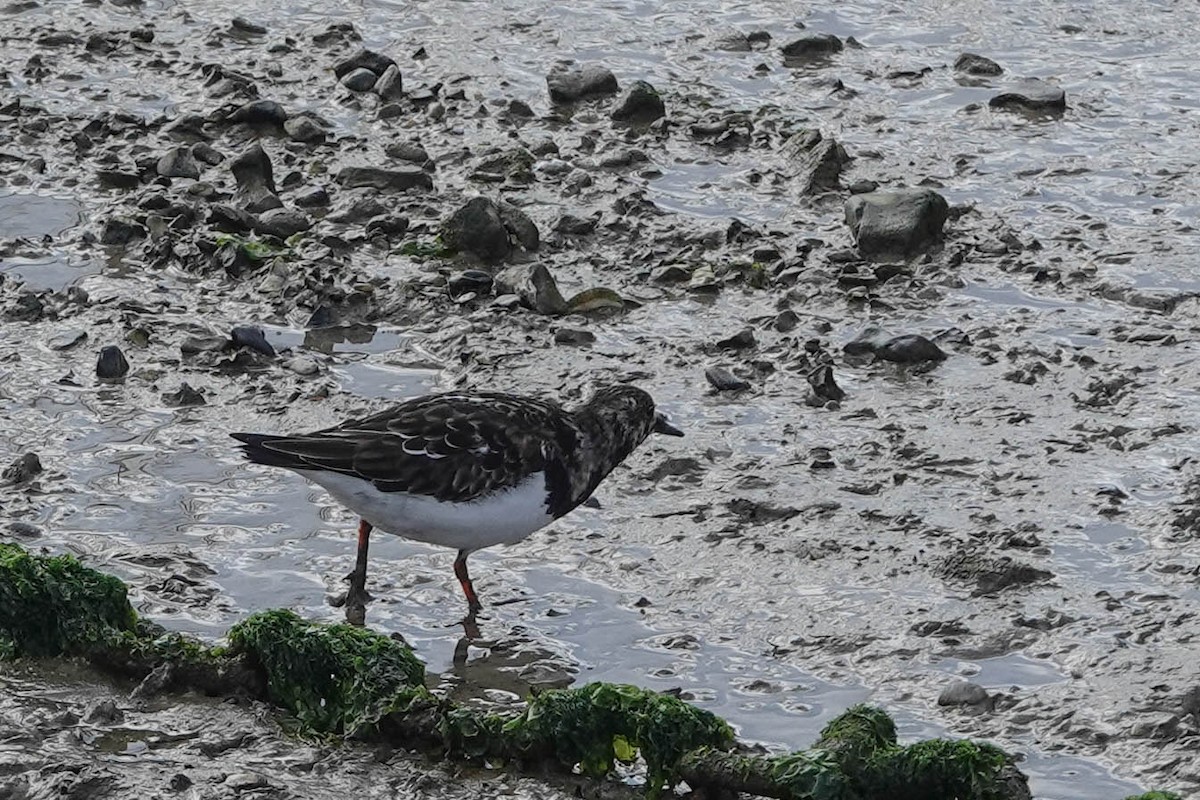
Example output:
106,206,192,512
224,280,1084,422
232,385,683,623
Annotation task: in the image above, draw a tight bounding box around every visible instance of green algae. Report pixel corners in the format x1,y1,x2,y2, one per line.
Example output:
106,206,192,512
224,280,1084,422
227,609,427,737
503,682,734,798
813,703,897,776
0,542,137,658
1123,793,1184,800
865,738,1014,800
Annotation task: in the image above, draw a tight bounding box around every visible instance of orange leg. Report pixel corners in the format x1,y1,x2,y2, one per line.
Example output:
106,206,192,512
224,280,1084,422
453,549,483,612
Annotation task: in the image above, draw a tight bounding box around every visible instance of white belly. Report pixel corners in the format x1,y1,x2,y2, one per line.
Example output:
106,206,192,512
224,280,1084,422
296,469,555,552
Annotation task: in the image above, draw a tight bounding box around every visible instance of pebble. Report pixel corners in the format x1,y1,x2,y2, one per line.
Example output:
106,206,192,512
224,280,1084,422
162,382,206,407
716,329,757,350
96,345,130,380
230,325,276,357
156,146,201,179
2,452,43,484
955,52,1003,76
546,63,618,102
938,681,990,707
332,48,395,79
226,99,288,126
494,263,567,315
374,64,403,100
384,141,430,164
781,34,843,60
705,366,750,391
335,166,433,192
440,196,513,262
340,67,378,92
844,188,949,258
99,217,146,246
255,207,312,238
286,356,320,376
990,79,1067,111
284,115,327,143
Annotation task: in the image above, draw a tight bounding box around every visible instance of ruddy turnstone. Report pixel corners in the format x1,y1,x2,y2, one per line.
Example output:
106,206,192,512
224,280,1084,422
231,385,682,623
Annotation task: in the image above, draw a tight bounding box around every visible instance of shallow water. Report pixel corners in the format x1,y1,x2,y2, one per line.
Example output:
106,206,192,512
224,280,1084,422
4,0,1200,797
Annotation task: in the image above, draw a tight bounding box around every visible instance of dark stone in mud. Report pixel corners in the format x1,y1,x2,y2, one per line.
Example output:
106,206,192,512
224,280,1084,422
96,345,130,380
97,169,141,189
163,113,209,140
231,143,280,213
2,452,42,484
611,80,665,123
876,335,945,364
494,263,567,315
83,698,123,724
989,79,1067,111
99,217,146,245
333,48,396,79
374,64,404,100
1182,686,1200,720
385,141,430,165
498,202,540,251
785,129,848,193
163,382,206,407
191,142,224,166
294,186,331,208
781,34,843,60
844,189,948,258
231,326,275,357
706,366,750,392
553,214,597,236
341,67,378,92
554,327,595,345
716,329,756,350
157,146,201,179
365,215,409,237
330,197,388,223
938,681,991,707
651,264,690,283
807,364,846,402
226,99,289,126
955,53,1003,76
284,115,327,143
255,207,312,238
231,17,267,35
448,269,493,299
6,292,45,322
336,166,433,192
546,63,619,103
208,204,257,234
440,197,510,262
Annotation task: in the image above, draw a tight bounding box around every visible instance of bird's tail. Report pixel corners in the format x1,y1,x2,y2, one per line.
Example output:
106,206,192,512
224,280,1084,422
230,432,309,469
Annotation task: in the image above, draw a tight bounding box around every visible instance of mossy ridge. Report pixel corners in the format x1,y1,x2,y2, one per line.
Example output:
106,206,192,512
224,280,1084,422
0,542,137,659
227,609,427,737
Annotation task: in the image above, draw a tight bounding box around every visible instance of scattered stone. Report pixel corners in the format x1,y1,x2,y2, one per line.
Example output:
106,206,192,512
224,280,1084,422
650,264,690,283
448,270,493,299
876,334,947,364
440,196,511,262
938,681,991,707
254,207,312,238
807,364,846,401
554,214,597,235
706,366,750,392
224,772,269,791
83,699,123,724
566,287,623,314
335,166,433,192
99,217,146,245
333,48,395,79
226,99,288,126
285,356,320,376
156,146,200,179
498,201,540,251
494,263,567,315
938,547,1052,595
611,80,665,123
365,214,410,237
49,330,88,351
554,328,596,345
716,329,756,350
163,382,206,407
191,142,224,166
785,129,848,193
340,67,378,92
989,79,1067,111
844,188,949,258
2,452,42,484
546,64,618,103
230,17,267,36
96,169,141,189
230,325,276,357
955,53,1003,76
96,345,130,380
208,204,258,234
284,115,327,143
293,186,331,208
163,113,209,140
374,64,403,100
385,141,430,165
781,34,843,60
230,143,280,213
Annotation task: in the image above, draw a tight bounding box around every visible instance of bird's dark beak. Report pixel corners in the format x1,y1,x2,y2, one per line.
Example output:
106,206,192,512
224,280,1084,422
653,413,684,437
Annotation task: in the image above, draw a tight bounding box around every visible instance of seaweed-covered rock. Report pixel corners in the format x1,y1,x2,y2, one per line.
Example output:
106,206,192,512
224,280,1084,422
0,543,137,659
228,609,425,736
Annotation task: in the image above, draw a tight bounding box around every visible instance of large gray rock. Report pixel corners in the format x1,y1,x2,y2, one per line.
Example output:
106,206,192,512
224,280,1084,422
955,53,1003,76
546,64,618,103
989,79,1066,111
440,197,511,262
844,189,948,258
230,143,280,213
784,129,848,193
374,64,403,100
494,263,567,315
254,207,312,238
335,166,432,192
611,80,664,123
781,34,843,60
157,146,201,179
333,48,396,79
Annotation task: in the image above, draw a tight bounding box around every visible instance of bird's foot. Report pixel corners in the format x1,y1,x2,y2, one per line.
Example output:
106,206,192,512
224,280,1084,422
331,570,373,625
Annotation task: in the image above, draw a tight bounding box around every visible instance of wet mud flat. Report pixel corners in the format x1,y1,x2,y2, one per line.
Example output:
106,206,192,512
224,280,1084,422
2,0,1200,797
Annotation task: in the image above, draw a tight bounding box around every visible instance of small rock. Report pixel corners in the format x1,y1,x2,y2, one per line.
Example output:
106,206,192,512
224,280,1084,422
284,115,327,143
191,142,224,166
329,197,388,224
336,166,433,192
385,141,430,165
781,34,843,60
938,681,990,707
333,48,395,79
989,79,1067,111
785,129,848,193
285,356,320,376
2,452,42,484
83,699,123,724
208,204,258,234
448,270,493,299
651,264,690,283
611,80,665,123
99,217,146,246
955,53,1003,76
293,186,331,208
230,325,276,357
440,196,512,263
553,214,597,236
49,329,88,351
230,17,267,35
716,329,756,350
96,345,130,380
844,189,949,258
554,328,596,345
340,67,378,92
807,364,846,401
254,207,312,238
226,99,288,126
705,366,750,391
876,334,947,364
231,143,280,213
224,772,269,791
96,169,141,190
546,63,618,103
364,214,410,237
162,382,206,407
156,146,201,179
498,201,540,251
494,263,567,315
374,64,403,100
